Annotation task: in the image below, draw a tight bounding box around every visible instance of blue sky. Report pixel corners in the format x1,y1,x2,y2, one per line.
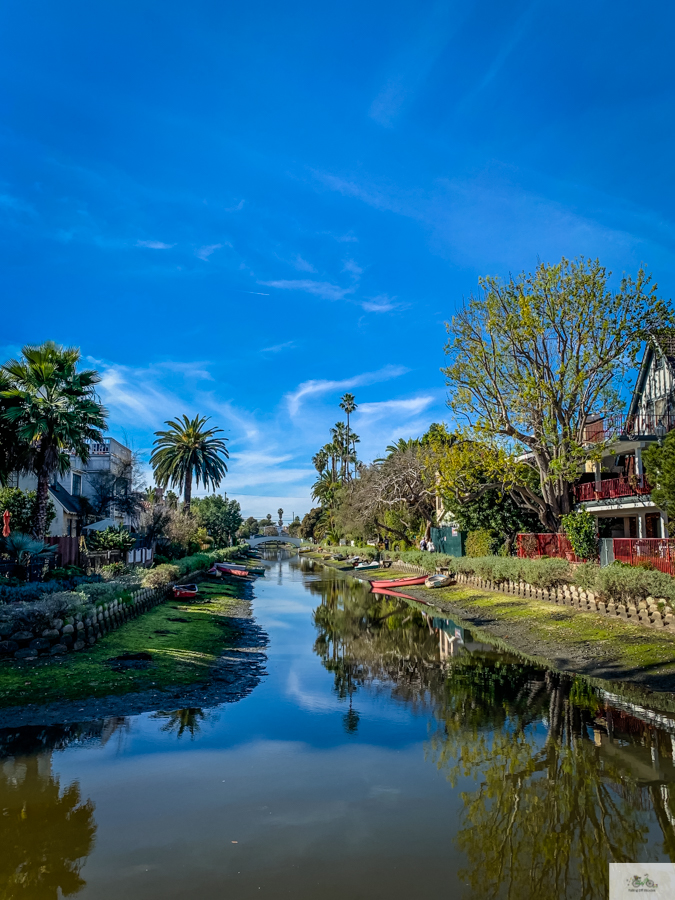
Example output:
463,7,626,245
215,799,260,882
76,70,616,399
2,0,674,517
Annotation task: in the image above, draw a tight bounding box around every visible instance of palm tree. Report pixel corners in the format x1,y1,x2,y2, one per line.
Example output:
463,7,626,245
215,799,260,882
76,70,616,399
312,449,328,475
330,422,348,480
0,342,108,538
150,415,228,510
339,393,357,480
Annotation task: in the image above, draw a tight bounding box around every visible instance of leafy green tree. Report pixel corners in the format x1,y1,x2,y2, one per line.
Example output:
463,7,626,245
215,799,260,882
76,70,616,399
151,415,229,510
191,493,242,547
300,507,324,541
442,258,672,530
644,431,675,533
0,342,108,539
0,487,55,535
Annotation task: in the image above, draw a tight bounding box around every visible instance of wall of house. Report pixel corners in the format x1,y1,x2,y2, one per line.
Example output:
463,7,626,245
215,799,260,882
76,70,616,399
638,347,675,420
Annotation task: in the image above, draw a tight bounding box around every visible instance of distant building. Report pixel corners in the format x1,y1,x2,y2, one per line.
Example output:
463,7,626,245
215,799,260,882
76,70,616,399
10,437,134,537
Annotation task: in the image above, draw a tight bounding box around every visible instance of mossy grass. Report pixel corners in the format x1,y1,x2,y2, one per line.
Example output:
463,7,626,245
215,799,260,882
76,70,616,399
430,584,675,673
0,578,247,709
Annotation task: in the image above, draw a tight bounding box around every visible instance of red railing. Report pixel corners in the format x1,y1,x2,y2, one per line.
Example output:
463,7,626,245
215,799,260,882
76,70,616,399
574,475,652,503
517,533,579,562
583,412,675,444
613,538,675,576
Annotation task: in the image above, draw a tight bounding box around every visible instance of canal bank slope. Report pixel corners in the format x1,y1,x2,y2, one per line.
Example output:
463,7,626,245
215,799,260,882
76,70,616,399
0,577,268,728
312,555,675,698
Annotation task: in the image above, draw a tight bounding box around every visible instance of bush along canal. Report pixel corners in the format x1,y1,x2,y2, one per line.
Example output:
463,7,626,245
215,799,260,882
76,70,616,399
4,550,675,900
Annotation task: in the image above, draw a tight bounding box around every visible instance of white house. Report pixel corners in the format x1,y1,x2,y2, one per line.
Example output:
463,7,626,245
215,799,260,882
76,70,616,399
10,437,135,537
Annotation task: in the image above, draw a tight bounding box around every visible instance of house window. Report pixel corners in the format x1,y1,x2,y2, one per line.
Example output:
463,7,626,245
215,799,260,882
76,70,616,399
72,474,82,496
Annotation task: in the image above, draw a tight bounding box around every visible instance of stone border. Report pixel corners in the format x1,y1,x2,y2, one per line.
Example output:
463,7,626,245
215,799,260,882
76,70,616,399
453,571,675,633
0,572,203,662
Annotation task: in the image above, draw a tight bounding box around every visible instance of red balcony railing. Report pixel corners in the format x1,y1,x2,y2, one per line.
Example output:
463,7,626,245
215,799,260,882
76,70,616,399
574,475,652,503
583,412,675,444
517,533,580,561
613,538,675,576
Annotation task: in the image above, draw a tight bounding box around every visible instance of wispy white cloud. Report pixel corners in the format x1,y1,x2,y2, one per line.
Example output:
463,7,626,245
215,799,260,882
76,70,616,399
342,258,363,278
285,365,409,416
195,243,223,260
260,279,354,301
361,294,398,313
357,396,434,421
261,340,296,354
335,232,358,242
136,239,175,249
292,254,316,273
0,193,35,215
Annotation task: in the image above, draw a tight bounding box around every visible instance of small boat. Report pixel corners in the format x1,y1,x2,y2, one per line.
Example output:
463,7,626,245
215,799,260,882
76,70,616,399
370,586,430,604
368,575,427,589
425,573,453,589
173,584,199,598
246,566,265,576
208,564,256,579
354,561,380,570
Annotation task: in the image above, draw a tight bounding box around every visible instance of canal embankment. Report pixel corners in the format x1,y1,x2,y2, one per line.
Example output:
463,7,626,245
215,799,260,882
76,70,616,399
0,575,268,728
309,552,675,698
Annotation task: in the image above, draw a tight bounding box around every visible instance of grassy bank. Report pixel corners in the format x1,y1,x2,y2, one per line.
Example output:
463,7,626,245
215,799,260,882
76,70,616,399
0,578,248,709
312,553,675,692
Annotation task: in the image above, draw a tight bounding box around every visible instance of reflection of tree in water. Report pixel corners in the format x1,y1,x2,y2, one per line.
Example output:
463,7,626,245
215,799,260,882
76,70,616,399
152,708,210,739
0,754,96,899
310,570,675,900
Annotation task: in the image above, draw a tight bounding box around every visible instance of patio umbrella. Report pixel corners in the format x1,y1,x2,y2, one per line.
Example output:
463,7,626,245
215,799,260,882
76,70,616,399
2,510,10,537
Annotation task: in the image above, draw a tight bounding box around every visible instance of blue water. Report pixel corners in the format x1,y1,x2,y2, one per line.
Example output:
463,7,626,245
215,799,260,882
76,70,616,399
3,551,675,899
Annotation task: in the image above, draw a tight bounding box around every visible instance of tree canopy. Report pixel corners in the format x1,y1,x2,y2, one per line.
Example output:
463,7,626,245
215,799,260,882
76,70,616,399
442,258,672,530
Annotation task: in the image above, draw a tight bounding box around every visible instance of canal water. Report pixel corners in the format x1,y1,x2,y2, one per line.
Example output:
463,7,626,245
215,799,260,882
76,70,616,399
3,551,675,899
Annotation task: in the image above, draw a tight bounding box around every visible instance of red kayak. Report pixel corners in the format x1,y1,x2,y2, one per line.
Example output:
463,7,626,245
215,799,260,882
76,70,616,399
173,584,198,598
368,575,427,589
208,564,252,579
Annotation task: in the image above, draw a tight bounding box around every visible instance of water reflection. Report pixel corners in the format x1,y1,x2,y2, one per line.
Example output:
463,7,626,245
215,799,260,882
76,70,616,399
309,564,675,899
0,754,96,898
152,707,211,739
0,718,130,898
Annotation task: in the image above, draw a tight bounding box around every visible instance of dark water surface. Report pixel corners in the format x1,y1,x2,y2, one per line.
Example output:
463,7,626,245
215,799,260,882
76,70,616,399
4,552,675,899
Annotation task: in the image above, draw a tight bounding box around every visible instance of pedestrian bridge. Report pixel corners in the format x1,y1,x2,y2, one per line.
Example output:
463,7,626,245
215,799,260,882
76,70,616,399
247,529,302,549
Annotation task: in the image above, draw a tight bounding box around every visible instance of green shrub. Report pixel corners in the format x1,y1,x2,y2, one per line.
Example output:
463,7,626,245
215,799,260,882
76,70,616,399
465,529,494,558
100,562,129,580
594,563,675,604
561,508,598,561
574,562,601,592
142,564,180,589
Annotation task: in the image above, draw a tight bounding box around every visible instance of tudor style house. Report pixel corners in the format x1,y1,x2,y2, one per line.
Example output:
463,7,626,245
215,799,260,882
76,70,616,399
9,437,135,537
574,335,673,540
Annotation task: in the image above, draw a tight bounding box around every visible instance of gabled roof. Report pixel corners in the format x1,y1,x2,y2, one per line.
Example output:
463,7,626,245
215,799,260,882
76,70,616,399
48,483,86,515
626,333,675,419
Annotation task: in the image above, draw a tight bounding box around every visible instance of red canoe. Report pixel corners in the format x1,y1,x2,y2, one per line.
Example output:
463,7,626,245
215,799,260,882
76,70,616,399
368,575,427,589
173,584,198,598
208,564,253,579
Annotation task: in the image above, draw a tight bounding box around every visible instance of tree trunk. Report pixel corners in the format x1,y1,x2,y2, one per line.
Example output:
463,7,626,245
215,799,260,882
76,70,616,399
345,413,350,483
34,466,51,540
183,470,192,513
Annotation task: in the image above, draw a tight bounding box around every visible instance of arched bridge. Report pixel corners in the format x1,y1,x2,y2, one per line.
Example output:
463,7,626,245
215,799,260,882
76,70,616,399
247,529,301,548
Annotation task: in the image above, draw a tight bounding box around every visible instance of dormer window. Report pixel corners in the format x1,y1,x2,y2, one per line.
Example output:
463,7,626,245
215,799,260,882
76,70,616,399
72,473,82,496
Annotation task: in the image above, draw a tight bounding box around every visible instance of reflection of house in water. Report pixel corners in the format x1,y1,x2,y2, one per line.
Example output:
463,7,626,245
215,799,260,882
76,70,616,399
425,614,494,660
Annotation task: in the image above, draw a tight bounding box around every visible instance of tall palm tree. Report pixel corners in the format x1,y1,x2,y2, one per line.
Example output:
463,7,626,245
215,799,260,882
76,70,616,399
312,449,328,474
151,415,228,510
330,422,348,480
1,342,107,538
339,393,357,480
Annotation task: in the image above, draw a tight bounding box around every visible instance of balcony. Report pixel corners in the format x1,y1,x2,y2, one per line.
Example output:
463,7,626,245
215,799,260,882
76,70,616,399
574,474,652,503
583,412,675,443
